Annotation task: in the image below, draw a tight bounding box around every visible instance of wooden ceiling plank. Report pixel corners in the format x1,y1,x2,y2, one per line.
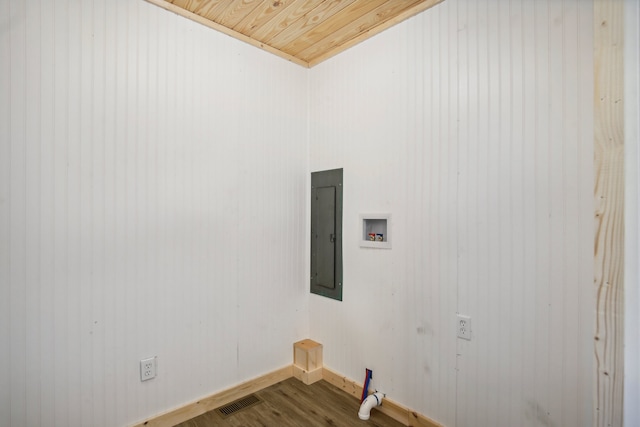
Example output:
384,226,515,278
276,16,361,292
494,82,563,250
153,0,446,69
266,0,358,49
207,0,244,23
169,0,209,11
200,0,237,21
216,0,264,29
280,0,390,56
169,0,226,17
232,0,296,35
146,0,311,67
248,0,328,42
295,0,419,59
195,2,227,18
305,0,444,66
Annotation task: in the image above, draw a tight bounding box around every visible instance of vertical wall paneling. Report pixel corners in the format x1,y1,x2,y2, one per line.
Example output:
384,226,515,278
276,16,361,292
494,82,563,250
39,0,56,422
456,0,469,422
25,0,43,424
594,1,625,426
579,1,597,424
52,0,68,423
624,1,640,425
9,1,28,427
0,0,6,422
0,0,309,425
308,1,594,426
0,0,10,424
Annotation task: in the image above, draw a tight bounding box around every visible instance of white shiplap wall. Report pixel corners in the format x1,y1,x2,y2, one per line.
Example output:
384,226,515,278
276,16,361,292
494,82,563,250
308,1,594,427
0,1,309,426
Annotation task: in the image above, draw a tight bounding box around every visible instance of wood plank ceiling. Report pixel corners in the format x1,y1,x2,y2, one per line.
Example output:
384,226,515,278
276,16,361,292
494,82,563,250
145,0,444,67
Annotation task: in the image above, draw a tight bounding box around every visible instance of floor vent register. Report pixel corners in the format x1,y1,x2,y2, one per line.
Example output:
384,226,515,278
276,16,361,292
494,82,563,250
215,394,263,418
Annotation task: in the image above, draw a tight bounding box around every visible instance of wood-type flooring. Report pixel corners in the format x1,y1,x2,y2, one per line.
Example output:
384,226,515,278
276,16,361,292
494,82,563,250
175,377,404,427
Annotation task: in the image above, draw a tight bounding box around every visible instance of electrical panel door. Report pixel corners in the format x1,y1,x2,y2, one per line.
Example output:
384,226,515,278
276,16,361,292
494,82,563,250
310,169,343,301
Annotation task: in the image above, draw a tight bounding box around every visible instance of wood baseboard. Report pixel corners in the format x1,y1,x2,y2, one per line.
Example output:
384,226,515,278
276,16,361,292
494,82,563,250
321,367,444,427
293,365,323,384
130,363,442,427
131,365,293,427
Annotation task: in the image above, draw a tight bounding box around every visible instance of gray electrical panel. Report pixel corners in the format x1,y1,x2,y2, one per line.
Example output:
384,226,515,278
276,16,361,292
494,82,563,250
310,168,343,301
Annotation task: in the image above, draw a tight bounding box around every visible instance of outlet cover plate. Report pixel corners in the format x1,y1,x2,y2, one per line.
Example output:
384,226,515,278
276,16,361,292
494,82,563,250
457,315,471,340
140,356,157,381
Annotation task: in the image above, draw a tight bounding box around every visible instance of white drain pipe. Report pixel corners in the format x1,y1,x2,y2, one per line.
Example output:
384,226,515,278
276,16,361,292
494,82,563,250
358,391,385,420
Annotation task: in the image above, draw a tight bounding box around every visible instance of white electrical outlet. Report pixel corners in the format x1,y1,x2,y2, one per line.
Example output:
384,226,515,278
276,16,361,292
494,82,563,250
457,315,472,340
140,357,157,381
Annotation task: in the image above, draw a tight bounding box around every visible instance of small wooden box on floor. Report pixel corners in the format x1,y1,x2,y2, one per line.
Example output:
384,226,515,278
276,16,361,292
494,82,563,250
293,339,323,385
